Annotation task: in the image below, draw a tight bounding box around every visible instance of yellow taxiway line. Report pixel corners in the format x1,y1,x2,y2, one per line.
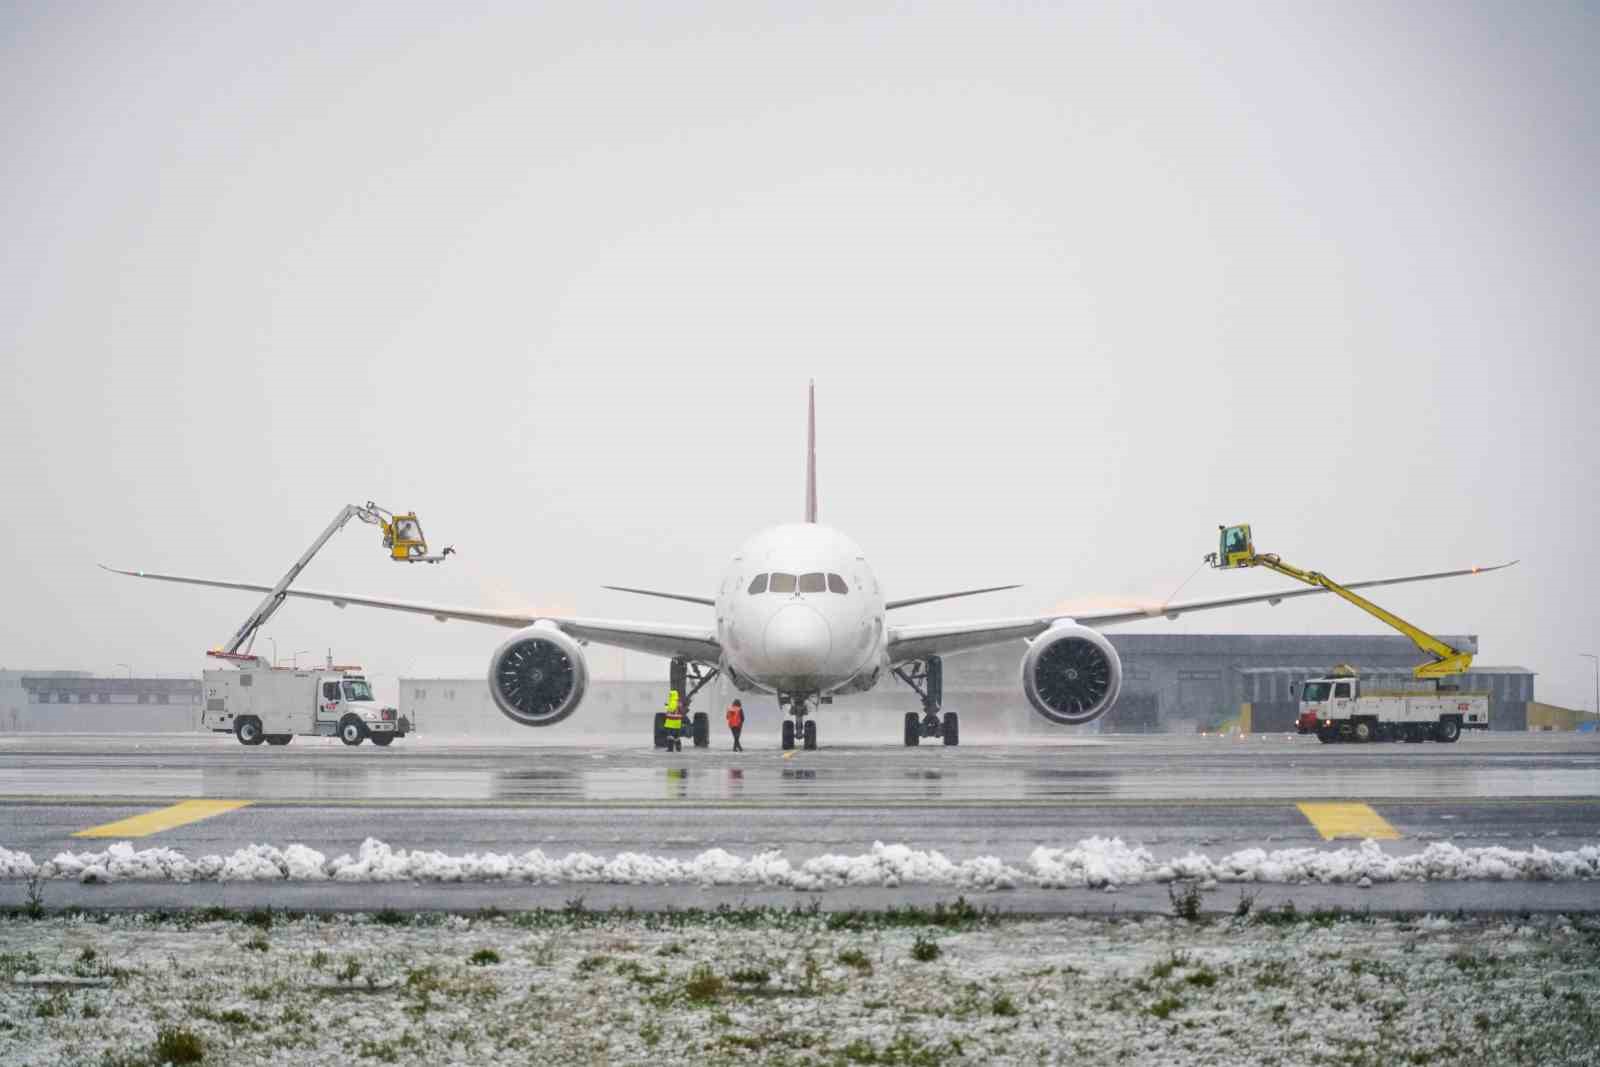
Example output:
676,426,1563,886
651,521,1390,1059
73,799,253,839
1296,802,1401,841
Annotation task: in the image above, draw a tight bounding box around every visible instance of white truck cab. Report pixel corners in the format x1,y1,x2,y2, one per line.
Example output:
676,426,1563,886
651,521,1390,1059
203,666,410,747
1294,670,1488,744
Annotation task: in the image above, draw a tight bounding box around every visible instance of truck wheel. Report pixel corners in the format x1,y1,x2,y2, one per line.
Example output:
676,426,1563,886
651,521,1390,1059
1435,718,1461,744
339,716,367,746
265,735,292,746
369,734,393,747
235,717,265,746
1353,720,1373,743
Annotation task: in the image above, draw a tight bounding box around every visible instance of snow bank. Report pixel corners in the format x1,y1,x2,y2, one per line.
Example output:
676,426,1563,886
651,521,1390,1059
2,837,1596,888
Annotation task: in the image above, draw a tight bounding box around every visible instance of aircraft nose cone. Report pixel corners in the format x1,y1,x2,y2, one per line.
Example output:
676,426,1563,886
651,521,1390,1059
763,604,832,678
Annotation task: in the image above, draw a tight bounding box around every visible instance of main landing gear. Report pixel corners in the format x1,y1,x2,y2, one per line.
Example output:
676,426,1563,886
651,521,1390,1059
780,693,819,751
653,657,717,750
894,656,959,747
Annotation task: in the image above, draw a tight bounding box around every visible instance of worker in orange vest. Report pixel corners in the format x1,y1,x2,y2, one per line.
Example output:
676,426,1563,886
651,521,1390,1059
725,699,745,752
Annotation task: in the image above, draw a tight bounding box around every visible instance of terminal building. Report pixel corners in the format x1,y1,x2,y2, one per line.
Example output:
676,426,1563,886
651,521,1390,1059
398,632,1540,738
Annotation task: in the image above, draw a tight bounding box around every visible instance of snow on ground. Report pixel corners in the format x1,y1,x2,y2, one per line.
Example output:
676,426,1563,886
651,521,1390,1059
1,907,1596,1065
2,837,1597,890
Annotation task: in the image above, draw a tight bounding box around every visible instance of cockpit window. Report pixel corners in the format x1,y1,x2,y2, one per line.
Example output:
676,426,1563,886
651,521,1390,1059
747,573,768,594
827,573,848,594
769,573,796,594
799,572,826,594
342,680,373,702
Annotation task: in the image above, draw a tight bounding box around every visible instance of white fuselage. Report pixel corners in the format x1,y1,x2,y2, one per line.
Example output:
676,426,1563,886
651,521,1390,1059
713,523,887,698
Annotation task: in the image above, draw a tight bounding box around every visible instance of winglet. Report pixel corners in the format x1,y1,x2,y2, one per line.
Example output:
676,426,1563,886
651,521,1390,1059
805,379,818,524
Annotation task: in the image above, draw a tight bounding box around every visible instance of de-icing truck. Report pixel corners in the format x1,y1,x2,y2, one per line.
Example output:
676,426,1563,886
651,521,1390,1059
1293,669,1489,743
202,660,408,746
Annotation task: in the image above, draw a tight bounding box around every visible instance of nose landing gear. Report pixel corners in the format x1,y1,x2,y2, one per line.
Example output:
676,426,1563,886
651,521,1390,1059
894,656,959,747
779,693,819,751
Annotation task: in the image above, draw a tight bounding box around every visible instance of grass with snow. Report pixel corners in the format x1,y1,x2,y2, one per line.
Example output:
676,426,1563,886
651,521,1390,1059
0,904,1596,1065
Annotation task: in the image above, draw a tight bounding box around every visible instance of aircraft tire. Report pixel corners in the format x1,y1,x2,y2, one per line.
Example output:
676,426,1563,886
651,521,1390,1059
803,719,817,751
904,713,919,747
781,719,795,750
653,713,667,749
942,712,959,747
693,712,710,748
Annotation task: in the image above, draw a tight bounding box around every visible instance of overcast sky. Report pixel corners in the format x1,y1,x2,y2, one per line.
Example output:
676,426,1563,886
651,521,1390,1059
2,2,1595,709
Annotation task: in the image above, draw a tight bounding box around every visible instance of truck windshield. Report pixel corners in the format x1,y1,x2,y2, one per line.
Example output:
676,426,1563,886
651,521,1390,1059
1301,682,1332,702
342,680,374,702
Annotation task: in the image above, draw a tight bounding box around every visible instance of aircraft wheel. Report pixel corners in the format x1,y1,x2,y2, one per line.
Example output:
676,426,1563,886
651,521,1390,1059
1435,718,1461,744
339,716,367,746
782,719,795,750
942,712,959,747
235,717,265,746
653,713,667,749
803,719,817,751
904,712,919,747
369,735,393,747
693,712,710,748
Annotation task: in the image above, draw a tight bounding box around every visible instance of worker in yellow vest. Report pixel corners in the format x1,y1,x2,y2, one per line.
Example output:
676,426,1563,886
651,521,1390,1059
662,689,684,752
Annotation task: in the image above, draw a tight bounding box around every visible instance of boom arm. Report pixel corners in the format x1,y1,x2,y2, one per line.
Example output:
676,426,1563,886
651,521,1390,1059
1208,525,1476,680
220,501,452,657
222,504,378,655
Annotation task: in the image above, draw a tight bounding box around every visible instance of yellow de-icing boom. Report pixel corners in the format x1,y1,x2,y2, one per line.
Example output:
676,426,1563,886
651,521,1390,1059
1206,524,1474,680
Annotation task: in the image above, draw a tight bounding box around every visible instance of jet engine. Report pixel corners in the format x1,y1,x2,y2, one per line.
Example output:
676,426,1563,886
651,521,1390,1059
487,623,588,727
1021,623,1122,726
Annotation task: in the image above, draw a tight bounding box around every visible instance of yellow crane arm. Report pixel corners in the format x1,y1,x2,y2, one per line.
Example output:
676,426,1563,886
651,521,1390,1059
1207,525,1473,680
1245,555,1473,679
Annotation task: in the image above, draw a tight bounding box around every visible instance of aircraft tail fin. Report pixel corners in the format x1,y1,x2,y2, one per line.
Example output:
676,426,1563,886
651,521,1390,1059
805,379,818,523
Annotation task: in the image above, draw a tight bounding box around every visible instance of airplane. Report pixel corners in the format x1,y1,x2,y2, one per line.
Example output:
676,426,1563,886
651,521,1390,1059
106,383,1513,751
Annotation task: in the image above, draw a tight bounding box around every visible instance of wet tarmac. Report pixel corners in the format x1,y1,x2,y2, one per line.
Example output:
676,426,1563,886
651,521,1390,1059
0,733,1595,913
0,731,1595,804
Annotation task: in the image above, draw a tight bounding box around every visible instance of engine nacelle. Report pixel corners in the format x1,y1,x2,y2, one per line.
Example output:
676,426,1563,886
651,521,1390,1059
1021,623,1122,726
487,623,588,727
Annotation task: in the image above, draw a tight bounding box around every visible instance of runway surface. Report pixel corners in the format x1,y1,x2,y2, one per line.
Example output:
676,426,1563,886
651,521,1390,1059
1,732,1595,913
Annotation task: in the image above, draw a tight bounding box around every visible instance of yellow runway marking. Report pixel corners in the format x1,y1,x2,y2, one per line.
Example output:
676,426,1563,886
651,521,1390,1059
73,799,253,839
1296,802,1401,841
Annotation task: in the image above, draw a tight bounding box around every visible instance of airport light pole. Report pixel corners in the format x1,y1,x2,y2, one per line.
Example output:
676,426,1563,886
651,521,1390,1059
1583,653,1599,718
267,637,279,668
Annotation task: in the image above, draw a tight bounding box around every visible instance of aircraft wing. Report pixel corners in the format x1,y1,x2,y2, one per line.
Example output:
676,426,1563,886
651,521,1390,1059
885,562,1516,666
99,566,723,664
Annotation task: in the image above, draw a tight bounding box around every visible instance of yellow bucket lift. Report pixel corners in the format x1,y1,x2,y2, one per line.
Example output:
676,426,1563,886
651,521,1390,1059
1206,524,1474,681
380,510,447,563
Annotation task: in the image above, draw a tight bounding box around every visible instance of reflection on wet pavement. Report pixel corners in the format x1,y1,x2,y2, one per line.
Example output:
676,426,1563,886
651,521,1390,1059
0,734,1593,803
